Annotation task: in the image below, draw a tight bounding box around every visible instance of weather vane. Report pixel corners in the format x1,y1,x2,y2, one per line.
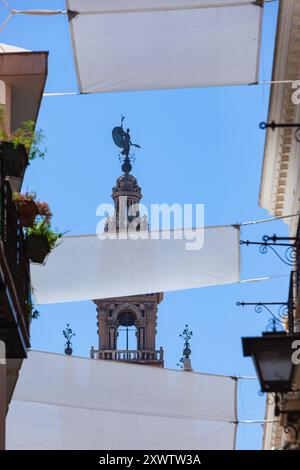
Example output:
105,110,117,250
177,324,193,371
112,115,141,174
63,323,75,356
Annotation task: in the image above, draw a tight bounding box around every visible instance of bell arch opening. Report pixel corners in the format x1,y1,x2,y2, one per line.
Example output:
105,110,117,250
116,311,137,351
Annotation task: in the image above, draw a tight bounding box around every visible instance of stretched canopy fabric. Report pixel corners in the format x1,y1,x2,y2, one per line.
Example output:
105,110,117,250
30,225,240,304
67,0,263,93
6,351,237,450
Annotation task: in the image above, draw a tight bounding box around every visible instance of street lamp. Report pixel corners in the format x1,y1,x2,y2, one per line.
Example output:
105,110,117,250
242,332,300,393
243,331,300,444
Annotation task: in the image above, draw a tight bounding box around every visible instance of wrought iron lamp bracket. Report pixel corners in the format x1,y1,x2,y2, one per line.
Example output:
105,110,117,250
237,301,289,331
240,235,300,267
260,121,300,143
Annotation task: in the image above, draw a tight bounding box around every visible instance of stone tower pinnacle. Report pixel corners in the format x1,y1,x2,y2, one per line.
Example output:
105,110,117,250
90,118,164,366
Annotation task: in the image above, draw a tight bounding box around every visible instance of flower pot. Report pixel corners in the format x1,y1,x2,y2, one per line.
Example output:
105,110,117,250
16,201,38,228
0,142,28,178
26,234,50,264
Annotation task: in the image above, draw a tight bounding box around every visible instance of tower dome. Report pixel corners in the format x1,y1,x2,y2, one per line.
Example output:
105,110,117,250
112,173,142,201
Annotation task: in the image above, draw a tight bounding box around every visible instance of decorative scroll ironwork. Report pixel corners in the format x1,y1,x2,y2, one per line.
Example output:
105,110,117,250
240,234,300,267
237,301,288,331
63,323,75,356
273,394,300,443
283,412,300,442
284,424,299,440
177,324,193,368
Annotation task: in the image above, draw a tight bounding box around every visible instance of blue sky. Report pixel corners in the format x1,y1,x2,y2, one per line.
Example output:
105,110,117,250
0,0,289,450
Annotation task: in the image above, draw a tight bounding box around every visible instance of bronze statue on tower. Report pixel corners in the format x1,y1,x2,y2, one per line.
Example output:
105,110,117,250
112,115,141,173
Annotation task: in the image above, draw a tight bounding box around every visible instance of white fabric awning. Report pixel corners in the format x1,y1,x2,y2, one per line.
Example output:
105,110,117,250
6,351,237,450
31,225,240,304
67,0,263,93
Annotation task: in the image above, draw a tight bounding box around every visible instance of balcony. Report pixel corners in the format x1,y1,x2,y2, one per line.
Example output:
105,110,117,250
90,348,164,366
0,179,31,359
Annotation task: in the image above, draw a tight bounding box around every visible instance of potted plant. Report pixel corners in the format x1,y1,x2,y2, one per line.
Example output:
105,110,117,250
36,200,52,222
0,106,46,183
26,300,40,321
13,191,53,228
0,140,28,178
12,192,38,228
26,220,63,264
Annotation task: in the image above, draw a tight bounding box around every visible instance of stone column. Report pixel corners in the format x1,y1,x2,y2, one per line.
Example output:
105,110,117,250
109,327,117,350
97,303,110,350
145,307,157,351
138,327,145,350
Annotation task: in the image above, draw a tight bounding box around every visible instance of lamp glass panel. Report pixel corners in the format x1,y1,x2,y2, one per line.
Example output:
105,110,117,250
256,349,292,384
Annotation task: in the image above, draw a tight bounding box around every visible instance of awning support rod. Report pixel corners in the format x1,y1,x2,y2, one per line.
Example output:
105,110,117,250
0,2,68,32
10,10,67,15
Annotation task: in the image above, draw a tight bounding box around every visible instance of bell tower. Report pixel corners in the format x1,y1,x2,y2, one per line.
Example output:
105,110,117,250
91,118,164,367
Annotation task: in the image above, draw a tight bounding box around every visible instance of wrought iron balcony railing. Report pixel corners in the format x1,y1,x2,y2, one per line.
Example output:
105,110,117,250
0,179,31,355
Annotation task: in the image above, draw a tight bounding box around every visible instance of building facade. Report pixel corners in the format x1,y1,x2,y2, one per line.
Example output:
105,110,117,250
0,44,48,449
259,0,300,449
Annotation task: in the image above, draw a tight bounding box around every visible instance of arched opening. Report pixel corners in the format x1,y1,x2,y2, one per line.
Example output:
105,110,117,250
116,311,137,350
